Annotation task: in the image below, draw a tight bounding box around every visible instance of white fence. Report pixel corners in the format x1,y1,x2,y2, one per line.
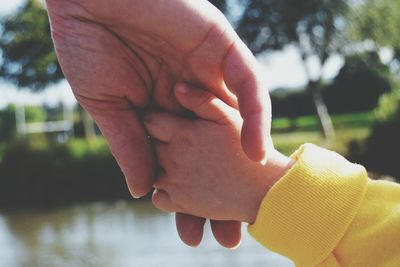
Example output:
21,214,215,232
15,104,74,140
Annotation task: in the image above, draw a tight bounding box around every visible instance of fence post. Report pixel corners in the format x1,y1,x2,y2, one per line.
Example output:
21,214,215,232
15,105,26,136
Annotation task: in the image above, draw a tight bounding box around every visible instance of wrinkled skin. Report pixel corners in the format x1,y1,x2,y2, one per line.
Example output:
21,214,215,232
45,0,271,248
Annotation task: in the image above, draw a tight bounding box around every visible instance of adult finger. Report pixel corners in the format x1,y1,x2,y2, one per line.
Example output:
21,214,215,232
175,213,206,247
143,112,186,143
210,220,242,248
93,109,155,198
174,83,238,123
223,39,271,162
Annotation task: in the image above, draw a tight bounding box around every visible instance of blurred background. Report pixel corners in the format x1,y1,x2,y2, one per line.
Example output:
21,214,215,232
0,0,399,266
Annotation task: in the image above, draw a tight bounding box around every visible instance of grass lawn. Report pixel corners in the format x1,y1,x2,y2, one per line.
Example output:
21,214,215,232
274,127,370,156
272,112,373,133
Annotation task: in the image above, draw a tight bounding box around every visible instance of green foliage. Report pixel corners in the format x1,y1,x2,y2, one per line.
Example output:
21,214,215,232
271,51,392,118
271,88,315,118
66,138,110,160
0,105,16,141
0,104,47,142
352,88,400,181
350,0,400,57
236,0,349,65
324,51,392,113
0,0,63,90
0,138,130,209
350,0,400,75
374,88,400,123
25,105,47,122
229,0,351,138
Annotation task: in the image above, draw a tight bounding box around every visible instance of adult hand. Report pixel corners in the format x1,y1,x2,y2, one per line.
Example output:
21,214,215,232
45,0,271,248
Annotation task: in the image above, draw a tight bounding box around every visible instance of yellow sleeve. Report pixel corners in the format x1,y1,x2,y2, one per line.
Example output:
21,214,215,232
248,144,400,267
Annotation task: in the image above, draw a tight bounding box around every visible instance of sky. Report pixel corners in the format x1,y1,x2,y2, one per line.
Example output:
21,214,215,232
0,0,344,109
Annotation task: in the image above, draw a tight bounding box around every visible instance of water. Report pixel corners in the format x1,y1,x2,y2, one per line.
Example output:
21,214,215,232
0,201,294,267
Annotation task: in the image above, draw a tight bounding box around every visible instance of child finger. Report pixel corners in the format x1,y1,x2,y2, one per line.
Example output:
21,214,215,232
152,188,178,213
174,83,239,123
211,220,242,249
175,213,206,247
143,112,186,143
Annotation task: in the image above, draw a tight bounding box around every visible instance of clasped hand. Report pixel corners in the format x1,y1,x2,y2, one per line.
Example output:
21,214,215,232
46,0,272,248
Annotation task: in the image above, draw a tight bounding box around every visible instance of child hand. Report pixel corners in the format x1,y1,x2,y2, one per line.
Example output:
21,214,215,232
144,83,293,224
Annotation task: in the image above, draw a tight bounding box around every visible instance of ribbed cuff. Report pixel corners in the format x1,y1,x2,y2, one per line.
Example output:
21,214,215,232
248,144,368,266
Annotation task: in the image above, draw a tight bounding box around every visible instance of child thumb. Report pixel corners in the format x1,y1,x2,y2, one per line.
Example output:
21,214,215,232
174,83,236,123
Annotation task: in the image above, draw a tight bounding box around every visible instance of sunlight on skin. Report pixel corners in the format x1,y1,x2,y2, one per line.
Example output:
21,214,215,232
45,0,271,248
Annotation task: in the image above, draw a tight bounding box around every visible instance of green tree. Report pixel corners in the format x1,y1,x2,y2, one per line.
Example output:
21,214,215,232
0,0,63,89
348,0,400,180
0,0,95,138
324,51,391,113
351,0,400,68
235,0,350,139
359,87,400,181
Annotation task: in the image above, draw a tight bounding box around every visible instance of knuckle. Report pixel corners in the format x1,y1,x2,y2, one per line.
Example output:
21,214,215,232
197,92,215,110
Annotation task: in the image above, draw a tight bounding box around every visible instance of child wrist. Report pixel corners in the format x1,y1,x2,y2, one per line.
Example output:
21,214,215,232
245,151,295,224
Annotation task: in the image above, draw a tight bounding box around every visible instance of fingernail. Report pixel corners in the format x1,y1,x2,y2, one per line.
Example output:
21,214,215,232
132,194,141,199
229,240,242,250
177,84,189,94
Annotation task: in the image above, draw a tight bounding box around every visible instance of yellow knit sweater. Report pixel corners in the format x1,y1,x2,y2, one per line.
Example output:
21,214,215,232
248,144,400,267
